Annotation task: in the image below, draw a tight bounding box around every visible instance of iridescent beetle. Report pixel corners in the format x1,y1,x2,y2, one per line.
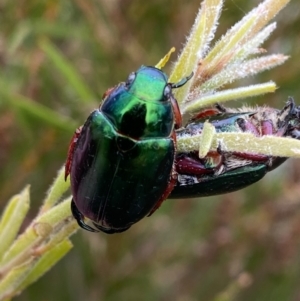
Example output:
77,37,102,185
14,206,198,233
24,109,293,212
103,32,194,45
65,66,192,233
170,98,300,198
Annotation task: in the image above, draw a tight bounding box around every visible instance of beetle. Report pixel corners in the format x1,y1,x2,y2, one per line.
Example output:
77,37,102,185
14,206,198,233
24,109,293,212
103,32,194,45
65,66,192,233
170,98,300,198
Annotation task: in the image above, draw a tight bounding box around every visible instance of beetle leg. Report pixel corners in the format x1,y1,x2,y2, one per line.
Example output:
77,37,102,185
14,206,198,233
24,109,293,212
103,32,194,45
278,98,295,124
65,126,82,180
170,94,182,129
176,154,215,175
261,120,274,135
190,108,221,122
71,199,98,232
189,103,228,122
177,147,223,175
231,151,269,161
275,100,296,136
236,118,260,136
286,100,300,138
169,72,193,129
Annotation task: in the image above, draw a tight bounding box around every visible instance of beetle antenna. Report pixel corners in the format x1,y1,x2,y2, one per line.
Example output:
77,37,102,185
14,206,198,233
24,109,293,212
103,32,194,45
171,72,194,89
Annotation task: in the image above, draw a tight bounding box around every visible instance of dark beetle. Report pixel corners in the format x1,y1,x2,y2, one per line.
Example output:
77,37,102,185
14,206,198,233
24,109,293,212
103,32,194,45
65,66,192,233
170,98,300,198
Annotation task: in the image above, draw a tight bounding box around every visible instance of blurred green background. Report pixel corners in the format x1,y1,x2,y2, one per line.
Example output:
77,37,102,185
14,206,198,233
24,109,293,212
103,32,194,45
1,0,300,300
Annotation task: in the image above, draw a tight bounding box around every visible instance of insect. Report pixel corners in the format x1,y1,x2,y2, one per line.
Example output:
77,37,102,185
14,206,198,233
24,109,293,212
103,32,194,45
170,98,300,198
65,66,192,233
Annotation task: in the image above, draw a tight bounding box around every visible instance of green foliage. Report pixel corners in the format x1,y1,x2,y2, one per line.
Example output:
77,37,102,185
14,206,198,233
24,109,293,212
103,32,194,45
0,169,77,300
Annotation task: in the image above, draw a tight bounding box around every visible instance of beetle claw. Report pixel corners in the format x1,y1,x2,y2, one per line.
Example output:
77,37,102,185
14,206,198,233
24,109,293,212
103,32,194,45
65,127,82,181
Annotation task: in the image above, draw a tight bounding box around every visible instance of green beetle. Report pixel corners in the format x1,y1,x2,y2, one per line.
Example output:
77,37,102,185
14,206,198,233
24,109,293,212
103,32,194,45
65,66,192,233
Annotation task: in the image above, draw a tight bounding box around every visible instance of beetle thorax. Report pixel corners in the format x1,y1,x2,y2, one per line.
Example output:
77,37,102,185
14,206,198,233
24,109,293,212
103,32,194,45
101,66,175,139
